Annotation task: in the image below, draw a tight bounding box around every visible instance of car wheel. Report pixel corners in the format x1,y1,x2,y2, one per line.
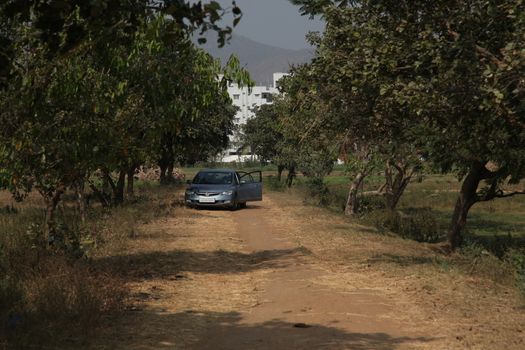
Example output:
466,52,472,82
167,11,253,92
239,202,247,209
230,201,239,211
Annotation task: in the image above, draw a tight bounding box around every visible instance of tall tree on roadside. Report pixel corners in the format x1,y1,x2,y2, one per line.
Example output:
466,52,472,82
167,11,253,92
243,104,287,179
295,0,525,248
0,0,245,235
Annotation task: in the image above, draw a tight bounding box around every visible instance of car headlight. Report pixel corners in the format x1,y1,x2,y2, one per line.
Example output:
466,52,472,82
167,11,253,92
221,191,233,195
185,190,195,195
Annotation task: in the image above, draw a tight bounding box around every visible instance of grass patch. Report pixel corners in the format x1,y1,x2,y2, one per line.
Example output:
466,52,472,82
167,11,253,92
0,183,181,348
263,169,525,291
366,208,444,243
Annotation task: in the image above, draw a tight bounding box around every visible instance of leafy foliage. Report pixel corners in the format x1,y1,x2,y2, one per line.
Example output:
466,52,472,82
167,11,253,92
290,0,525,246
0,1,252,233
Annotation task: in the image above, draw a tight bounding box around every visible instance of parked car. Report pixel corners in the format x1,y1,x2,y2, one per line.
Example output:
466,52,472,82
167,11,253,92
185,169,262,210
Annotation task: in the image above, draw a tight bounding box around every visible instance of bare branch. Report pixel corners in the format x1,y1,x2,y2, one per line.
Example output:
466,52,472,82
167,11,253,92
494,190,525,199
477,189,525,202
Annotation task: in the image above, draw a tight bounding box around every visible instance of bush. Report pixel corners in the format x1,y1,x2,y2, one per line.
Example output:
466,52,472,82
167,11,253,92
370,208,444,243
358,195,386,213
456,238,516,285
485,234,513,259
304,177,331,206
22,255,124,323
0,227,125,347
505,249,525,290
0,198,128,347
264,175,287,192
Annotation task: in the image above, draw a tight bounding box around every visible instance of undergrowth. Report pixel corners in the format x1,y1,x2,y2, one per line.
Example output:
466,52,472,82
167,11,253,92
0,184,180,348
279,174,525,292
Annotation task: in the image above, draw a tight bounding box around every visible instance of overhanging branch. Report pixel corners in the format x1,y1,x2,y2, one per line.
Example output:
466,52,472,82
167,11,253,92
493,190,525,199
477,189,525,202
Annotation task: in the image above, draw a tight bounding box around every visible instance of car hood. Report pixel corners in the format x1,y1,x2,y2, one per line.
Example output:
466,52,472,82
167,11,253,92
186,184,236,192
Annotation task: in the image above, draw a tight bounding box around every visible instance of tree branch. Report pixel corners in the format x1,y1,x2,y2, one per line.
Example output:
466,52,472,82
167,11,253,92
494,190,525,199
477,189,525,202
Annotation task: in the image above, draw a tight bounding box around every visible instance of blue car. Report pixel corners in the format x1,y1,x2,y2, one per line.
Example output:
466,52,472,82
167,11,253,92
185,169,263,209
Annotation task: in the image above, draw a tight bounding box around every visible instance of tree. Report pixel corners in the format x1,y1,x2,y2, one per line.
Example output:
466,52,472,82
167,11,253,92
282,50,418,214
244,105,280,163
295,0,525,247
278,70,339,186
0,51,117,233
0,0,248,236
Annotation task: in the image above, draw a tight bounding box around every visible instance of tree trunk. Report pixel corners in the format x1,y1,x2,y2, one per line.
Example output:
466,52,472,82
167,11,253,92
43,186,65,244
166,160,175,183
159,162,168,184
277,164,284,182
114,169,126,205
88,181,111,207
383,161,414,210
127,164,138,197
74,180,86,223
159,132,174,184
345,172,366,216
102,173,110,195
286,165,296,188
447,163,486,248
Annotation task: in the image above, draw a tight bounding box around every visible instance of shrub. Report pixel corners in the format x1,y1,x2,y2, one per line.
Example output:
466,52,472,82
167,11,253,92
264,175,287,192
505,249,525,291
358,195,386,213
0,196,129,347
370,208,444,243
304,177,331,206
457,238,516,285
487,234,513,259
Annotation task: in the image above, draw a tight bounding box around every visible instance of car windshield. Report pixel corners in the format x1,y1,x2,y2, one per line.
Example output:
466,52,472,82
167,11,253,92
193,172,233,185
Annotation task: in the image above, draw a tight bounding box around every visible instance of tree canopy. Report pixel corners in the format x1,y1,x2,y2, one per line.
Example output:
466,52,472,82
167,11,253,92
0,0,251,236
280,0,525,247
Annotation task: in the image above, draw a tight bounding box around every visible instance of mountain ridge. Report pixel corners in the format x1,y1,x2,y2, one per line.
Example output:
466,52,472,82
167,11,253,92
195,34,315,85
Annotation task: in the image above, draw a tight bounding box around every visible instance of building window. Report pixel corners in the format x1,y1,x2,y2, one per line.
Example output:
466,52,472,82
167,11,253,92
254,94,260,98
261,92,273,102
233,94,240,100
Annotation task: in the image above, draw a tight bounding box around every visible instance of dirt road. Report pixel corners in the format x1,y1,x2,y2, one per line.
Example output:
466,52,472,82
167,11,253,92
95,192,525,349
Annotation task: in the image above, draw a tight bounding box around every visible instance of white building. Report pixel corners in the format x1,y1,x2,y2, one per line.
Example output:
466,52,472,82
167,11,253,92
220,73,288,162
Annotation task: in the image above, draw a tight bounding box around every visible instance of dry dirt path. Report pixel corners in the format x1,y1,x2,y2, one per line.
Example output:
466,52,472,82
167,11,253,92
194,202,433,349
94,192,525,349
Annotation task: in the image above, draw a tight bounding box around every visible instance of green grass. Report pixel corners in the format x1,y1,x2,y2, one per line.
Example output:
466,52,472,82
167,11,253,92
259,168,525,242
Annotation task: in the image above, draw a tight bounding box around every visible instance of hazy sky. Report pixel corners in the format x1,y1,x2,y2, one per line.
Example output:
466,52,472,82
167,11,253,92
207,0,324,50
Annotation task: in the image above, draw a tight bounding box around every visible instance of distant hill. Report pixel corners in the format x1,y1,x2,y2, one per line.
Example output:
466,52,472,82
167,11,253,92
196,34,315,85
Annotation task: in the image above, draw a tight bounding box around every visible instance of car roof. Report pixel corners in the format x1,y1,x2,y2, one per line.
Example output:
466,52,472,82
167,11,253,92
198,168,236,173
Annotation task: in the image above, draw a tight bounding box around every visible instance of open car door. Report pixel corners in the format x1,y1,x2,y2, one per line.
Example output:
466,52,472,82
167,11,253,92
237,171,262,202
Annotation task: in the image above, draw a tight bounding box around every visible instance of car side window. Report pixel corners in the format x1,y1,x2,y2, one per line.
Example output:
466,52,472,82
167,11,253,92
240,174,254,184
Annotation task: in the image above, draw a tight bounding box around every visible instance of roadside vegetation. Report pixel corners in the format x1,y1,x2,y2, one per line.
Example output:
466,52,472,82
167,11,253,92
1,0,525,348
242,0,525,289
245,0,525,250
0,0,248,347
0,183,183,347
261,169,525,292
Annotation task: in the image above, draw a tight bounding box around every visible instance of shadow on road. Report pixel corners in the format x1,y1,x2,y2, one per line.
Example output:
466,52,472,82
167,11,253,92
190,204,266,211
94,247,310,281
103,310,437,349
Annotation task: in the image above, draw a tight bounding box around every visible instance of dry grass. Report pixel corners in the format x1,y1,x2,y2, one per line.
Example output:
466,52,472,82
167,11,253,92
3,180,524,349
265,191,525,349
0,185,183,348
